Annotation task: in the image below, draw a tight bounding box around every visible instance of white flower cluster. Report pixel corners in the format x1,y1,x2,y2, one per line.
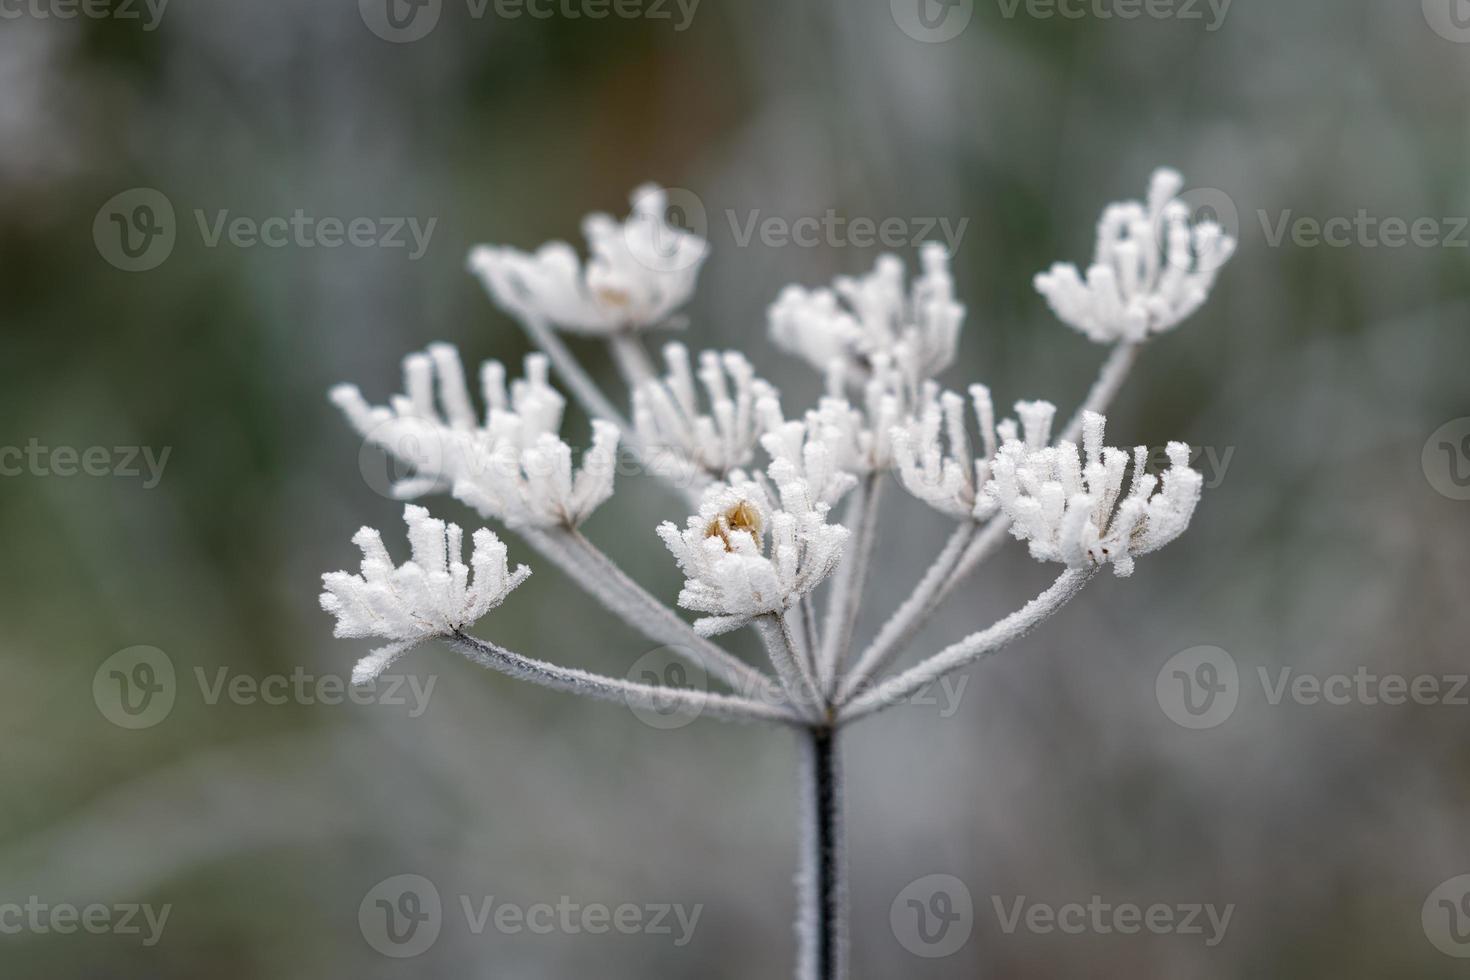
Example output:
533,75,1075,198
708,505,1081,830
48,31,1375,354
632,343,776,481
986,412,1204,577
332,345,619,529
893,389,1056,521
470,184,708,335
1034,169,1237,344
657,471,849,637
321,505,531,684
768,242,964,389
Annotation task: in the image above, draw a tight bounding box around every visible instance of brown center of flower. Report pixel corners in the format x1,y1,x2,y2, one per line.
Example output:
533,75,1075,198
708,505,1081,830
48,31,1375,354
706,500,763,552
596,287,632,308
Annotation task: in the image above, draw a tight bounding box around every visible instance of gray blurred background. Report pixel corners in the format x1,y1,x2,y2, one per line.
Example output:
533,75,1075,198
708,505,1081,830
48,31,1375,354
3,0,1470,976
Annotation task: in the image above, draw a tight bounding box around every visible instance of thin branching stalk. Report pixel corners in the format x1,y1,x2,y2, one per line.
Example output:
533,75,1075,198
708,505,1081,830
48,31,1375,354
802,597,821,678
497,304,630,429
608,332,658,388
1059,341,1141,443
818,475,883,697
837,518,976,704
446,632,800,726
841,568,1097,723
754,616,824,722
554,528,776,695
797,726,846,980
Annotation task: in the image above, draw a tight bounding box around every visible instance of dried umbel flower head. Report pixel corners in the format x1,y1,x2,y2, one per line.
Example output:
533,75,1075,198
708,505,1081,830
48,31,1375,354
320,505,531,684
470,184,709,335
769,242,964,389
985,411,1204,577
321,171,1229,980
1034,168,1237,344
332,345,619,530
632,343,777,482
658,474,849,637
892,389,1057,521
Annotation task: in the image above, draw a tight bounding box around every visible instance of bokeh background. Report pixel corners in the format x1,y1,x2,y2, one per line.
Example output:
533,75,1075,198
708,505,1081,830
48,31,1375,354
4,0,1470,976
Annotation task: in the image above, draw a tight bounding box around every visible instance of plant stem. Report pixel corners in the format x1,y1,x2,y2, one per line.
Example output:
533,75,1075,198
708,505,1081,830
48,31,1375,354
797,725,846,980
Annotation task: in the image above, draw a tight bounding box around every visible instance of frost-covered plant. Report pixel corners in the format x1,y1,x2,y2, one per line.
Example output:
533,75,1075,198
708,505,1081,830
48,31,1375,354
320,175,1233,979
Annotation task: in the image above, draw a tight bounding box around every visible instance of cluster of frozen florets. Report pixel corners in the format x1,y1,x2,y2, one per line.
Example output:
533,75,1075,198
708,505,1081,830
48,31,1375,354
321,174,1231,694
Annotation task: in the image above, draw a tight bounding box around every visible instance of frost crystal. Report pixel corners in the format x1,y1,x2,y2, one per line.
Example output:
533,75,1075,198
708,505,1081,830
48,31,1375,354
331,344,619,529
769,242,964,388
633,343,776,482
893,389,1056,521
320,505,531,684
985,411,1203,576
470,184,709,335
657,474,849,636
1034,169,1237,344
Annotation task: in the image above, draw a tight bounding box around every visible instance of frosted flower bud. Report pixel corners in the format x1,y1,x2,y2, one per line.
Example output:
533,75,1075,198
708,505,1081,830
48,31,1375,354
331,345,618,529
469,184,708,335
1034,169,1237,344
768,242,964,389
633,343,778,483
320,505,531,684
984,412,1204,576
656,474,849,637
893,389,1056,521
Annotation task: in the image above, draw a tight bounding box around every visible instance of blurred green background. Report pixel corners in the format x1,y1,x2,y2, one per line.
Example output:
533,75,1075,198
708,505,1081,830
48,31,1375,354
3,0,1470,976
